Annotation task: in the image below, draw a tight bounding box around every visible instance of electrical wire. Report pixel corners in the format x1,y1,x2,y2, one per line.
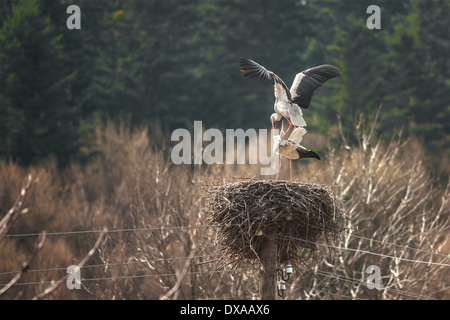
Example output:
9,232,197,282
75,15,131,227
349,233,450,259
4,225,448,261
293,266,440,300
279,235,450,267
2,224,216,238
1,270,228,287
0,254,220,276
1,225,448,299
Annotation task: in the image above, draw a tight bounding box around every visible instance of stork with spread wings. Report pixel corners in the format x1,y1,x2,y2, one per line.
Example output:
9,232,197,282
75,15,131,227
238,58,342,136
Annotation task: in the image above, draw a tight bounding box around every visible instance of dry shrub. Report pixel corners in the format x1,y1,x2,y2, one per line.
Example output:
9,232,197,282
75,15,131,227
0,121,152,299
72,120,149,206
204,180,345,268
19,238,77,299
1,113,448,300
85,148,259,299
0,159,82,235
0,238,27,285
284,110,450,300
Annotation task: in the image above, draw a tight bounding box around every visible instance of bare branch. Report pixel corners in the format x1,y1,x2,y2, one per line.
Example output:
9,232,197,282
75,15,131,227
32,228,107,300
0,231,46,296
160,245,197,300
0,174,36,242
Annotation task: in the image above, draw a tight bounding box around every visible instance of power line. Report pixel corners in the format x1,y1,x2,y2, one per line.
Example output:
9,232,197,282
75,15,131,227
3,261,442,300
293,285,368,300
293,266,440,300
2,224,449,273
2,225,448,300
1,270,228,287
333,244,450,267
4,225,448,261
3,252,444,299
3,225,216,238
1,243,445,299
280,235,450,267
349,233,450,259
0,254,220,277
4,225,449,267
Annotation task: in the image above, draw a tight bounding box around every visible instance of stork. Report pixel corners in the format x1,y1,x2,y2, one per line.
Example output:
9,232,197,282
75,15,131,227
238,58,342,136
272,122,321,181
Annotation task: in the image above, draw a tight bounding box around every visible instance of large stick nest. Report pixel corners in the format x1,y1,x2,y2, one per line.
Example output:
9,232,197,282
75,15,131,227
203,180,346,267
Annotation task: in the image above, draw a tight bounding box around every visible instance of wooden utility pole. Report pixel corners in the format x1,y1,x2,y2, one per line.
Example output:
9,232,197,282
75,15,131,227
259,237,278,300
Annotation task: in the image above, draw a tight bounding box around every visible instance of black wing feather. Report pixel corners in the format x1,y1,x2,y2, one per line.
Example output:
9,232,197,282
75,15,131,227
291,64,342,109
238,58,274,83
296,146,321,160
238,58,292,89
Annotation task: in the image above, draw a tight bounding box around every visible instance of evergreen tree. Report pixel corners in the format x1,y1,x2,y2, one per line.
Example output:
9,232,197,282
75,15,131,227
0,0,79,166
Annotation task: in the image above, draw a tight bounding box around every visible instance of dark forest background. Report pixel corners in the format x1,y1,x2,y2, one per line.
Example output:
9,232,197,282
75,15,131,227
0,0,449,300
0,0,449,172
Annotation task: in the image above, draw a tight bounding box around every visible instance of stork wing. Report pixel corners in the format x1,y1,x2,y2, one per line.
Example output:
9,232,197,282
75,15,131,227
290,64,342,109
296,146,321,160
238,58,274,83
238,59,290,97
288,127,307,145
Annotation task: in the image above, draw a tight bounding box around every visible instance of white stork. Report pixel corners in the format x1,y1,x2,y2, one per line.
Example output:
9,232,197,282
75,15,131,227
273,122,321,181
238,58,342,136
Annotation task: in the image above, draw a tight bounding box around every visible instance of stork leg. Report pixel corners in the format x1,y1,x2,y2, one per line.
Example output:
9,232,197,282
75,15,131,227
289,125,297,182
290,159,293,182
276,156,282,180
282,118,293,139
